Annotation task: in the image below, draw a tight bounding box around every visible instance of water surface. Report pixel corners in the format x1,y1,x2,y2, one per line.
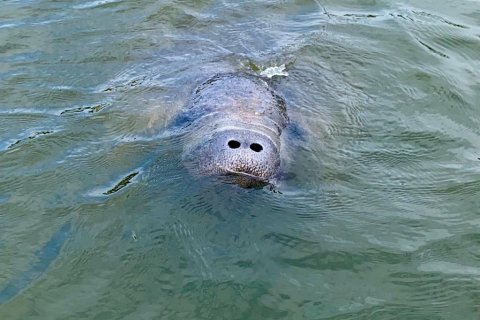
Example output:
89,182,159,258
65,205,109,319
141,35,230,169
1,0,479,319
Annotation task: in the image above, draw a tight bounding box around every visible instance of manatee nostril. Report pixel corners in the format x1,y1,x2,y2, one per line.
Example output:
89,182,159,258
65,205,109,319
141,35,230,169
228,140,241,149
250,143,263,152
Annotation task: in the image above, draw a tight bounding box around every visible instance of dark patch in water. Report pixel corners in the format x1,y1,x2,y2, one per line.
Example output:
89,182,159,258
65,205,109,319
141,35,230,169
247,61,261,72
343,13,379,18
392,13,415,22
103,171,139,195
60,104,105,115
411,10,469,29
0,222,71,304
441,18,468,29
417,39,450,58
101,76,147,93
8,130,54,149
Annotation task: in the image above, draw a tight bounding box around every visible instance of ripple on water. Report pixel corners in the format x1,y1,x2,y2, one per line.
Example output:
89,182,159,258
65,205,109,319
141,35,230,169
88,170,141,197
0,112,57,150
1,0,479,317
73,0,122,10
393,7,479,92
390,269,480,315
59,103,108,115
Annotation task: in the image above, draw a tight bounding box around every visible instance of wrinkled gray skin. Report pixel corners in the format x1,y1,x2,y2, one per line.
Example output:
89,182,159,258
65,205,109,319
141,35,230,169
172,73,288,187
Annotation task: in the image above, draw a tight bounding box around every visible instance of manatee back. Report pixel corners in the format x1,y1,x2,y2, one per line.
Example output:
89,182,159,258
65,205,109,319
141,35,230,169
171,73,288,135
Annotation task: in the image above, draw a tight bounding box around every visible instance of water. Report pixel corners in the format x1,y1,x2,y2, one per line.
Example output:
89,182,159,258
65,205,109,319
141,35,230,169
1,0,479,318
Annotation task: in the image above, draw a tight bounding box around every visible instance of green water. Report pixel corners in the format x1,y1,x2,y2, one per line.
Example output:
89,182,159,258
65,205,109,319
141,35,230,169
1,0,479,319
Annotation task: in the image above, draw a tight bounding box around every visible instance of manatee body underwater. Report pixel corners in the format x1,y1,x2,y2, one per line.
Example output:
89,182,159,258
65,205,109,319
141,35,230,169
170,73,289,187
0,222,71,304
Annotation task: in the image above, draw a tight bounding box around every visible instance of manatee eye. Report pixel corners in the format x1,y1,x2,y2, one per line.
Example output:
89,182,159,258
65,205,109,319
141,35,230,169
228,140,241,149
250,143,263,152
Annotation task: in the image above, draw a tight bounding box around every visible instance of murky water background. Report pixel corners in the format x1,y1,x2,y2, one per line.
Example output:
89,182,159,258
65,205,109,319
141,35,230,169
1,0,479,319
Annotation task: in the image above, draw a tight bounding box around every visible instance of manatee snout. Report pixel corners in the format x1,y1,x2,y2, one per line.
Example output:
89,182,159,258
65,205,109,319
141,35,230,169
172,73,288,187
187,128,280,182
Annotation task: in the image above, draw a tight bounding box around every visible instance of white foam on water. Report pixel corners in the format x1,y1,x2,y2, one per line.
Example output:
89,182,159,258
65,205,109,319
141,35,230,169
260,64,289,78
73,0,121,10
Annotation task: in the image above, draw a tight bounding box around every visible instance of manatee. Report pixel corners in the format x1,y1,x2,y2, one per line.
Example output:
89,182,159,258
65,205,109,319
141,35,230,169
170,73,288,187
0,222,71,304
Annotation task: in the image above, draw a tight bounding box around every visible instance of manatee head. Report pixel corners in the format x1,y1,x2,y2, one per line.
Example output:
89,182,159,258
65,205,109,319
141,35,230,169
183,126,281,187
174,72,288,188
